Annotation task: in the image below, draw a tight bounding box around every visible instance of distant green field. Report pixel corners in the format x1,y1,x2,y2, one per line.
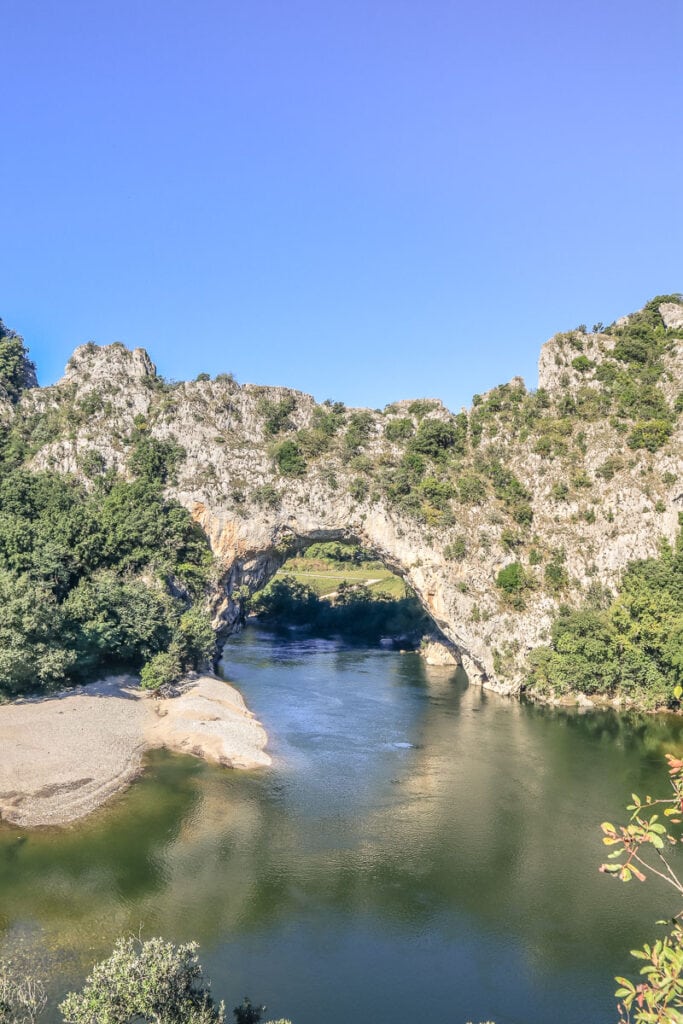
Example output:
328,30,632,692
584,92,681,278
272,555,409,599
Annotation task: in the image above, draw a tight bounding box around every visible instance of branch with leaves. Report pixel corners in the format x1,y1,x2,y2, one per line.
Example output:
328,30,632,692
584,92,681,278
600,754,683,1023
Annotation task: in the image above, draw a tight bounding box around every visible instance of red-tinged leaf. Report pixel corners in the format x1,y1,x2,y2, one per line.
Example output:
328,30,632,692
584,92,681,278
631,866,646,881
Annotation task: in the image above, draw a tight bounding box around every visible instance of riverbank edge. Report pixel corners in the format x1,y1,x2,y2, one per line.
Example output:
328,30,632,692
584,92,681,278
0,673,270,830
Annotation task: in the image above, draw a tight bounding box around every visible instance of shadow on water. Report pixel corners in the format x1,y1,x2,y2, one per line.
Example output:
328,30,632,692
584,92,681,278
2,625,683,1024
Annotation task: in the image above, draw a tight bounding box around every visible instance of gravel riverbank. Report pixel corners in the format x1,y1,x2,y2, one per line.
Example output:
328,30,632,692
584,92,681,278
0,675,270,828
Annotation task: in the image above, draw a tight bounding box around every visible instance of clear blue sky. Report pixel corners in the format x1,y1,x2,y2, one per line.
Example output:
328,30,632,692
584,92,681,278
1,0,680,411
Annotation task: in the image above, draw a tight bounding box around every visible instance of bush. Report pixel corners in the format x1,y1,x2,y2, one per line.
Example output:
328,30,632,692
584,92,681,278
177,606,216,667
458,473,487,504
419,476,454,509
274,441,307,477
128,434,185,484
349,477,369,502
257,395,297,435
410,416,466,459
140,648,183,690
252,485,281,509
384,417,414,441
595,455,624,481
496,562,527,593
627,419,673,452
544,557,569,593
343,411,375,454
60,937,224,1024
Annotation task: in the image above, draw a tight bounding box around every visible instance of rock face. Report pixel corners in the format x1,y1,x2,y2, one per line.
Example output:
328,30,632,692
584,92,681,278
661,303,683,330
17,298,683,696
420,639,460,667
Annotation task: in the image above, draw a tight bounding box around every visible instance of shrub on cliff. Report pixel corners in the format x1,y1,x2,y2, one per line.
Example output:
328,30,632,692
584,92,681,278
410,415,467,459
496,562,527,594
627,418,673,452
274,440,307,477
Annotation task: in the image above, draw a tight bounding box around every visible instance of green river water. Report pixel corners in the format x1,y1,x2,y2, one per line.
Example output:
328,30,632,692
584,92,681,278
1,625,682,1023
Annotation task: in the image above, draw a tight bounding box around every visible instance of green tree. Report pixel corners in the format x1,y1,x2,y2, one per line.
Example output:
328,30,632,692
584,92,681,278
526,521,683,707
0,322,36,402
140,649,184,691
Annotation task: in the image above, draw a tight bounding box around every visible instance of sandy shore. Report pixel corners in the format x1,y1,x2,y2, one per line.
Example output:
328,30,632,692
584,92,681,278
0,675,270,828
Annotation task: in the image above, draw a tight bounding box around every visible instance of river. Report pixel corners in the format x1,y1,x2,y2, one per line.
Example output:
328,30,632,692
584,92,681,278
1,625,681,1023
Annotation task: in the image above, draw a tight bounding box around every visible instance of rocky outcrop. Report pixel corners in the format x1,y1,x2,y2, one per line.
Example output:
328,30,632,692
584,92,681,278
147,676,271,769
661,303,683,330
420,639,460,667
17,298,683,696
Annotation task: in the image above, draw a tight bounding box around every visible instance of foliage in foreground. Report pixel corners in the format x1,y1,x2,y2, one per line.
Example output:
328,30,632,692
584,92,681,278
0,938,290,1024
525,516,683,708
599,754,683,1022
0,959,46,1024
0,935,496,1024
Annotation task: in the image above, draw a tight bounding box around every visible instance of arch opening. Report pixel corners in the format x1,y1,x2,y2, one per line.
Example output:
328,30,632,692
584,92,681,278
215,531,460,667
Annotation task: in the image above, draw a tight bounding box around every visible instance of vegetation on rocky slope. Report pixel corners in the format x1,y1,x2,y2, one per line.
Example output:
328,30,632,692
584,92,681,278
0,334,216,696
526,515,683,708
1,294,682,703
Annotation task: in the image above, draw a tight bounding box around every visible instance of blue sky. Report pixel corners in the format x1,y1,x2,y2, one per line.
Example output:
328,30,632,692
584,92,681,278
1,0,680,411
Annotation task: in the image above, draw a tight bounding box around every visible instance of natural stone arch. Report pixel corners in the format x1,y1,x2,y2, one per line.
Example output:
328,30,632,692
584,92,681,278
24,299,683,696
191,504,489,688
208,523,458,659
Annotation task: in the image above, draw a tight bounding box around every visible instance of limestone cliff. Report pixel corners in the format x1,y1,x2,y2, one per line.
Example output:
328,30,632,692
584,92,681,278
14,297,683,695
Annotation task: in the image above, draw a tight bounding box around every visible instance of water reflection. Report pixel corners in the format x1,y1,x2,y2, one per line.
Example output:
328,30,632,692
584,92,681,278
1,627,682,1024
